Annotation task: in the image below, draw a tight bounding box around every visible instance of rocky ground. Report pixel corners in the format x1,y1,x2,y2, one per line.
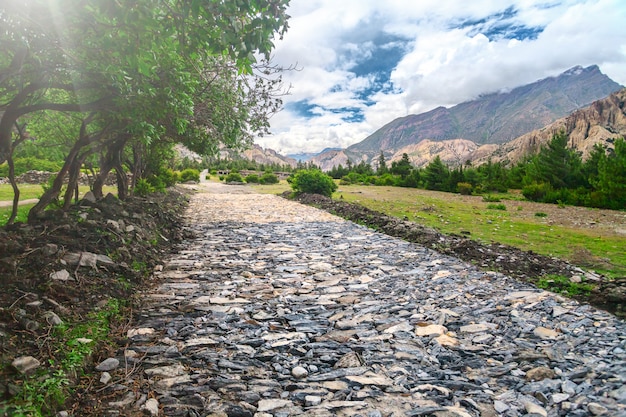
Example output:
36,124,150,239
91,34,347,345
289,193,626,317
0,188,190,416
0,183,624,417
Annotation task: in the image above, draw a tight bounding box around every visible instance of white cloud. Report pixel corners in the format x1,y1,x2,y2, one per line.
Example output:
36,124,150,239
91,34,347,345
256,0,626,155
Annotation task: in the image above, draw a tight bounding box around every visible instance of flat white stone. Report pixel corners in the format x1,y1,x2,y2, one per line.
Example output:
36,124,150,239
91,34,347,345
533,326,560,340
144,364,186,377
346,372,394,386
460,323,497,333
415,324,447,336
181,337,219,348
257,399,293,412
155,374,192,389
127,328,155,338
383,321,413,334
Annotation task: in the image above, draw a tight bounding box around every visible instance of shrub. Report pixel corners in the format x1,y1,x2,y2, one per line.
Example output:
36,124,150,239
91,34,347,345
157,168,178,187
457,182,472,195
534,212,548,217
134,178,155,196
375,173,396,186
487,203,507,211
537,274,594,296
146,175,165,192
259,172,279,184
290,169,337,197
224,172,244,183
0,157,63,178
482,194,501,202
245,174,260,183
522,182,552,202
179,168,200,183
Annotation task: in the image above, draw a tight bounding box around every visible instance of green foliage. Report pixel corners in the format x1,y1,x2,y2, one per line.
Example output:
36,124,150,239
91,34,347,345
482,194,501,202
591,138,626,210
290,169,338,197
537,274,594,296
0,158,62,177
457,182,473,195
524,130,584,190
134,178,156,196
225,172,244,183
522,182,553,201
423,156,450,191
245,174,260,183
1,299,122,416
259,172,279,184
534,212,548,217
487,203,507,211
179,168,200,183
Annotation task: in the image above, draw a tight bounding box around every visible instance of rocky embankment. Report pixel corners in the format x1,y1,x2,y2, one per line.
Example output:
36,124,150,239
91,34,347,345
86,185,625,417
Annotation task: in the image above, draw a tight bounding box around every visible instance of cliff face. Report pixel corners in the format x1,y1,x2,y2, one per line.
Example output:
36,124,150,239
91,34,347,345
390,139,481,168
472,88,626,165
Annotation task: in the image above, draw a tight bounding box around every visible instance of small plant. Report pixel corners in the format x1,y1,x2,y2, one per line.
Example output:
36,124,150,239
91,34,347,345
534,212,548,217
482,194,501,202
487,203,506,210
537,274,595,296
290,169,338,197
134,178,155,196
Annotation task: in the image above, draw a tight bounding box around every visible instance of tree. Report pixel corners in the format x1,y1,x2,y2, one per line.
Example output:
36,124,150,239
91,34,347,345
423,156,450,191
377,151,388,175
390,153,412,178
592,138,626,209
523,130,583,190
1,0,291,221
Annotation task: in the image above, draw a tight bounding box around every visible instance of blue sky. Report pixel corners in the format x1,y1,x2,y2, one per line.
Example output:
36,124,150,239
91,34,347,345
256,0,626,155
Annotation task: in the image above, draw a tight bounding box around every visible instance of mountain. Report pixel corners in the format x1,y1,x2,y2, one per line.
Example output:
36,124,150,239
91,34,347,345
242,144,298,168
471,88,626,165
288,148,342,162
311,65,622,170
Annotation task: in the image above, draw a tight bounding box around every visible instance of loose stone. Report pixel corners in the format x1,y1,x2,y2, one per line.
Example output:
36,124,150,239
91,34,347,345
96,186,626,417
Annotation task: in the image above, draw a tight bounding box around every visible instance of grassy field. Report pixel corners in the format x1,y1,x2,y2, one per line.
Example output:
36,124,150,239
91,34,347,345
252,182,626,278
0,184,116,225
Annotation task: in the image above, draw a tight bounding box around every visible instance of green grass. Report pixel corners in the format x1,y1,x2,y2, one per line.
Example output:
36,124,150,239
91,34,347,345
0,184,117,225
0,204,34,224
329,185,625,278
0,184,43,200
537,274,595,296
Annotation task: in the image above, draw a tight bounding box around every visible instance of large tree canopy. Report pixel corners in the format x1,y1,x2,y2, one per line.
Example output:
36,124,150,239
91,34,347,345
0,0,290,221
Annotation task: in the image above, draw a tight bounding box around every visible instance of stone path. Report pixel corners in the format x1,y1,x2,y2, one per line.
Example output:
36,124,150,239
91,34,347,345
100,184,626,417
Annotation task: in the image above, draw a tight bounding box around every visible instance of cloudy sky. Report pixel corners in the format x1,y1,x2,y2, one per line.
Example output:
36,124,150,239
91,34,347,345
255,0,626,156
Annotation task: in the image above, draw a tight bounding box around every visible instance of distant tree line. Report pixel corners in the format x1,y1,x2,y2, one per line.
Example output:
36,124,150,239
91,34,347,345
327,132,626,210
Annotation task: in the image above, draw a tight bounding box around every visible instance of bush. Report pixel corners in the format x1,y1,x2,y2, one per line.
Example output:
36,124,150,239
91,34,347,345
534,212,548,217
158,168,178,187
482,194,501,202
522,182,552,201
134,178,155,196
179,168,200,183
375,173,396,186
245,174,260,183
0,157,62,177
146,175,166,192
224,172,244,183
457,182,472,195
290,169,337,197
259,172,279,184
487,203,507,211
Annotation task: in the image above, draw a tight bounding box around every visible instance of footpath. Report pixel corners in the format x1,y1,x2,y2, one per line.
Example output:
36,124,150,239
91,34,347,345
98,183,625,417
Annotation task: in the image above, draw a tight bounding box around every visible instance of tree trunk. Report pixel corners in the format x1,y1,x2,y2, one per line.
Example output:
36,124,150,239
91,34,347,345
7,155,20,225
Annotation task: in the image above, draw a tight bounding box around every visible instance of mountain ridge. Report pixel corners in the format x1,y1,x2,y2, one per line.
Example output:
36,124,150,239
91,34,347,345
309,65,623,170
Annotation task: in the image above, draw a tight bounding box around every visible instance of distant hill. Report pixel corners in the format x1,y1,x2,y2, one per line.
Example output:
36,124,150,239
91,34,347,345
288,148,342,163
242,144,297,168
311,65,622,170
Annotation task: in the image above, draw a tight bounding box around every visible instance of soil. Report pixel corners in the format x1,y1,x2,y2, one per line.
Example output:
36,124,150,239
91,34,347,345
0,188,191,416
0,187,623,415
